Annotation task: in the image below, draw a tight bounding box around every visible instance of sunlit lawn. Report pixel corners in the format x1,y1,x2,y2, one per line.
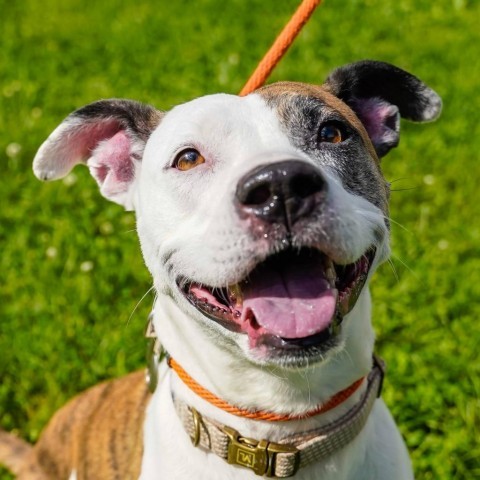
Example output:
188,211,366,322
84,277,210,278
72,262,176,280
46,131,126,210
1,0,479,478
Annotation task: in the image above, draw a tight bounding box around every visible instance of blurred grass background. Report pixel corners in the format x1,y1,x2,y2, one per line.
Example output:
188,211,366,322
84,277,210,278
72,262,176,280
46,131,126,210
1,0,478,478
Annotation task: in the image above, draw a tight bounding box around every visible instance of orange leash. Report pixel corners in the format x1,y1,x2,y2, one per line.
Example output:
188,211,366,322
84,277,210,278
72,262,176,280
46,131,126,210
239,0,323,96
169,357,365,422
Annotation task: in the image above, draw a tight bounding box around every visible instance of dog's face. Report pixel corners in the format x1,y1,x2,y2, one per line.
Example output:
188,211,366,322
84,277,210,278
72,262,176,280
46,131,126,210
33,61,441,369
137,88,389,367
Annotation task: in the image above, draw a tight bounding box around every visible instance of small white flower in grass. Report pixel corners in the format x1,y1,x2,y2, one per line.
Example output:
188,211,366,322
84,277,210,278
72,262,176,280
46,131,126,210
100,222,114,235
2,81,21,97
80,261,94,272
6,143,22,158
31,107,43,119
218,64,229,85
228,53,239,65
438,239,449,250
46,247,57,258
63,173,77,186
423,174,435,186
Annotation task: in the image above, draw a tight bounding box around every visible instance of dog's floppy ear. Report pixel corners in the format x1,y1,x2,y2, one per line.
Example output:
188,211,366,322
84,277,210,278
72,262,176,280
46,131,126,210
33,99,163,210
323,60,442,157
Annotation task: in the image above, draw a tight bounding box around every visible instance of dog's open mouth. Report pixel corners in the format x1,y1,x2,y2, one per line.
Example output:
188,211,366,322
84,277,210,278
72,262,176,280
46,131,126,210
179,248,375,351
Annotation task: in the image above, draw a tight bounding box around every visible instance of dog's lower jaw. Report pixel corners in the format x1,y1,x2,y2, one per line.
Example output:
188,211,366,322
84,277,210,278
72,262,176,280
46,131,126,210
151,286,374,417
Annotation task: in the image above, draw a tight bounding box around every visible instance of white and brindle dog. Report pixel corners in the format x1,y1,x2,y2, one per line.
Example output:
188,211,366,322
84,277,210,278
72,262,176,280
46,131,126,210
0,60,441,480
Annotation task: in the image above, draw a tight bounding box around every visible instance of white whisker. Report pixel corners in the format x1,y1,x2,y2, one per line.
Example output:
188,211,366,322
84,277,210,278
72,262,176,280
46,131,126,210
389,253,416,277
127,285,156,326
387,258,399,282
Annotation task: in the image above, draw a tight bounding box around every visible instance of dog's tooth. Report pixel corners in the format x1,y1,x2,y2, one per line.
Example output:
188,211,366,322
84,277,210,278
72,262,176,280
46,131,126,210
324,258,337,286
326,266,335,283
228,283,243,306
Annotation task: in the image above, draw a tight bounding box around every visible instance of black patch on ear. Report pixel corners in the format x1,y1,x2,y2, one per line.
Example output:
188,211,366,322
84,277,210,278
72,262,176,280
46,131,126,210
325,60,442,122
324,60,442,157
74,99,161,142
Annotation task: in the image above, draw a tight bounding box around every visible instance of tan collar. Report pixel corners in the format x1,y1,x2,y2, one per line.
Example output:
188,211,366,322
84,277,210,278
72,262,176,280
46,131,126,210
173,357,384,477
145,315,385,477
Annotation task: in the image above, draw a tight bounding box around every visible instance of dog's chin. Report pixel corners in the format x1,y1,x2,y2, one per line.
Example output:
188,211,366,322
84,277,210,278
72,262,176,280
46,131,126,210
177,247,375,367
241,331,343,369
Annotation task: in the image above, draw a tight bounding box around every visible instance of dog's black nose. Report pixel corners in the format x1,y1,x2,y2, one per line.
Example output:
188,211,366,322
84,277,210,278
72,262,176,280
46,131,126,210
236,160,327,228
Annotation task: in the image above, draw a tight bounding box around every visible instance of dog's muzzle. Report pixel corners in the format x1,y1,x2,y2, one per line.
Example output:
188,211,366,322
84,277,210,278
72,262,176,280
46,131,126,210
176,160,377,362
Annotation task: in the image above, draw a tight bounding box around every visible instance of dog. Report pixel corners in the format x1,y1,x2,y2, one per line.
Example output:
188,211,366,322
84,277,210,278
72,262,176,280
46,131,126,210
0,60,441,479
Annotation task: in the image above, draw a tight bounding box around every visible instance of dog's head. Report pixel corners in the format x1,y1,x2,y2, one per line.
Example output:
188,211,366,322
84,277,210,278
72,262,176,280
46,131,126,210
34,61,441,369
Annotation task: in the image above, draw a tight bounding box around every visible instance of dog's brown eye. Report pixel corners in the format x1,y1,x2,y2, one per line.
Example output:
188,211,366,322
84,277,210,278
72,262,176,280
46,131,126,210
319,124,344,144
174,149,205,171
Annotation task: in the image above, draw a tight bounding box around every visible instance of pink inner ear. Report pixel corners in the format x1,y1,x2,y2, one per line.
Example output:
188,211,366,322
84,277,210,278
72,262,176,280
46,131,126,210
353,97,399,146
94,131,134,182
69,120,121,166
88,130,136,198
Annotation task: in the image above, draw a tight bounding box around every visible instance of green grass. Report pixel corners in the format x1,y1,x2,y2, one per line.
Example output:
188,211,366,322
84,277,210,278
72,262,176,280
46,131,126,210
1,0,479,478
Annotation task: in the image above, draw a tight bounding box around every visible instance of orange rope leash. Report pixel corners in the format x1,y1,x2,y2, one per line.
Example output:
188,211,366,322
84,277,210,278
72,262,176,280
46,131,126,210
169,357,365,422
239,0,323,96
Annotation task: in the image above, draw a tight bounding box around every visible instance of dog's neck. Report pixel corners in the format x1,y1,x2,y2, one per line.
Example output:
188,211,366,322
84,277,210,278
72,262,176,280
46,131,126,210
152,288,375,433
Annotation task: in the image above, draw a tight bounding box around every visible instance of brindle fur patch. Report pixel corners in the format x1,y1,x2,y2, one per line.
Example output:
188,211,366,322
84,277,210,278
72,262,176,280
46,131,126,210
17,371,150,480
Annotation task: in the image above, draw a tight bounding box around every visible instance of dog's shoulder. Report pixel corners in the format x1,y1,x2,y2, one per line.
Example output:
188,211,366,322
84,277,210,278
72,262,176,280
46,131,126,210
24,370,151,480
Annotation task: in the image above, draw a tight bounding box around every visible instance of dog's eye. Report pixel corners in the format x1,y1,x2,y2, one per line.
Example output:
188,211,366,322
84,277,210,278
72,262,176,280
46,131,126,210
173,149,206,171
319,123,345,144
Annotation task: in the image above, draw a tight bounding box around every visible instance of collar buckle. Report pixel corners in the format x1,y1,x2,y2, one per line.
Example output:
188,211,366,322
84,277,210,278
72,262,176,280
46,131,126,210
224,426,299,477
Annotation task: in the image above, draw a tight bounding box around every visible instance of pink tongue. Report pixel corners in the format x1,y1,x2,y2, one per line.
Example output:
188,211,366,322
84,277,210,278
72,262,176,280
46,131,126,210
241,260,337,339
